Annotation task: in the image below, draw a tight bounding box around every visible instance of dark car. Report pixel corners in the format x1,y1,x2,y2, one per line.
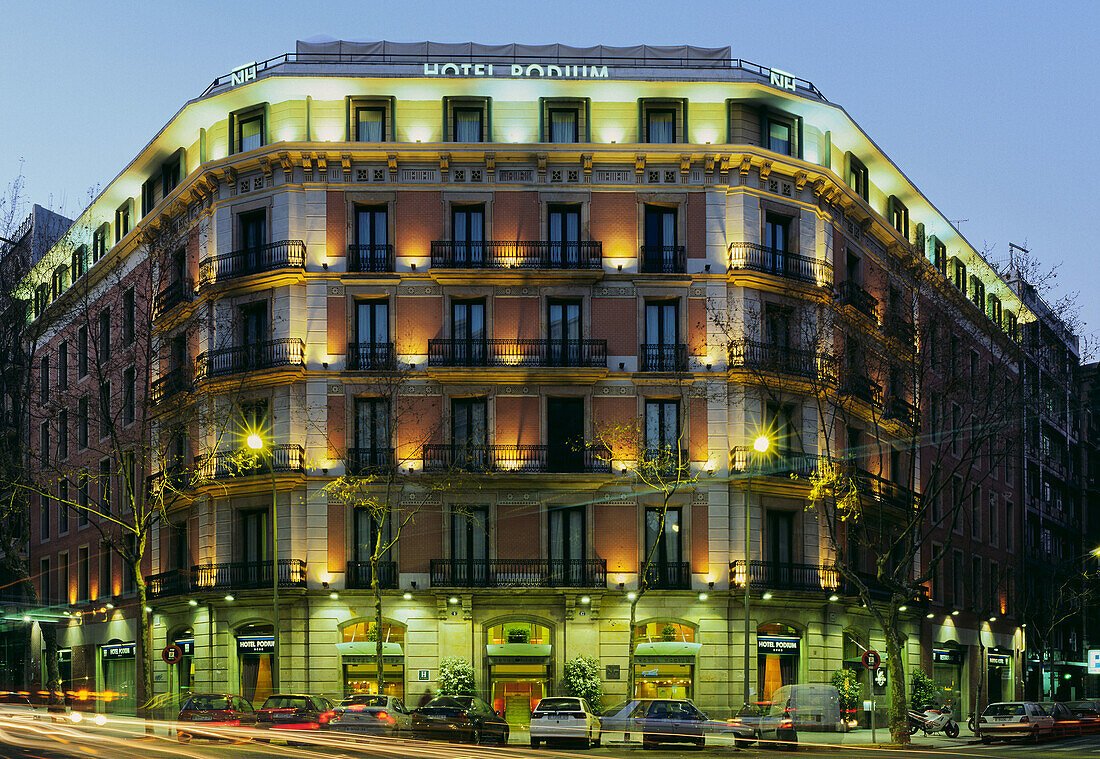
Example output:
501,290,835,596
637,699,710,748
255,693,337,735
722,702,776,748
329,694,413,735
410,695,509,744
1064,700,1100,726
1037,701,1083,737
176,693,257,743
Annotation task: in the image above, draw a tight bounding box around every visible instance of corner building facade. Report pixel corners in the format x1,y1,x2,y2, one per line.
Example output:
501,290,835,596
23,41,1037,721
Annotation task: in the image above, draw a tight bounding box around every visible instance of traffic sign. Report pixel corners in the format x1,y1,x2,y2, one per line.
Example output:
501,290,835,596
861,650,881,670
161,644,184,664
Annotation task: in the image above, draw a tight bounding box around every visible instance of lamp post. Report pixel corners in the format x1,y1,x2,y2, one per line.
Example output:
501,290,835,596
247,433,279,692
743,434,770,707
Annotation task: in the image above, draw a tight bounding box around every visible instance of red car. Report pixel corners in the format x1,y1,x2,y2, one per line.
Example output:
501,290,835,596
176,693,257,743
255,693,337,734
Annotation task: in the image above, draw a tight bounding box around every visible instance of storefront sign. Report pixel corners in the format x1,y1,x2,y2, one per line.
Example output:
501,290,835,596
988,653,1011,667
487,656,547,665
933,649,962,665
757,636,800,654
175,639,194,657
101,643,135,660
237,636,275,655
341,655,403,666
418,669,430,681
634,655,697,665
423,62,610,79
605,665,621,680
1088,650,1100,675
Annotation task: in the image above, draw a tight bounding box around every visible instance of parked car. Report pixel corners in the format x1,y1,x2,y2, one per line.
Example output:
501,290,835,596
255,693,337,735
329,694,412,736
1036,702,1083,737
529,696,601,748
0,692,108,726
176,693,257,743
722,702,776,748
1064,700,1100,726
978,702,1054,743
600,698,753,748
409,695,509,744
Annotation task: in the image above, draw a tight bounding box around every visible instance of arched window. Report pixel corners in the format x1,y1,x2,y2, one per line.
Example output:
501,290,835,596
341,620,405,645
633,621,695,643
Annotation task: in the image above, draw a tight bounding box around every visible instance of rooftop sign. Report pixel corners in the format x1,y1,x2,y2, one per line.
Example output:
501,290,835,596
423,62,609,79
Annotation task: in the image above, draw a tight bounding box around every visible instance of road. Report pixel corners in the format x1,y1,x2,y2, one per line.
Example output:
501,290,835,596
2,719,1099,759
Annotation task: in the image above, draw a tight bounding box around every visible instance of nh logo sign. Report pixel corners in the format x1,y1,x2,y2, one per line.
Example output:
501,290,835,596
770,68,797,92
231,62,257,87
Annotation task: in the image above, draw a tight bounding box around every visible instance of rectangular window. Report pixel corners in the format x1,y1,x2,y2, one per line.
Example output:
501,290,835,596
58,409,68,460
122,535,135,594
98,309,110,362
355,107,385,142
354,397,391,452
767,119,792,155
78,471,89,525
122,451,135,506
99,550,110,599
970,276,986,312
646,109,675,143
645,399,680,454
454,108,483,142
58,551,69,604
952,476,963,533
353,301,390,368
352,205,389,272
77,546,89,602
354,507,390,562
78,396,88,448
764,212,791,253
548,204,581,266
115,203,130,243
57,479,68,529
846,153,869,200
92,225,108,262
99,458,111,514
239,302,268,347
989,561,999,611
78,326,88,377
40,355,49,403
452,397,488,449
645,506,682,565
58,342,68,389
99,381,110,438
238,113,264,153
40,421,49,466
889,196,909,238
123,367,135,426
933,239,948,275
451,205,485,265
549,506,586,576
549,108,578,143
642,205,679,273
972,556,982,609
71,245,87,280
952,550,964,606
40,492,49,540
123,288,135,345
952,258,967,291
451,506,488,565
989,496,998,547
40,558,51,603
451,300,486,364
548,301,581,364
951,404,961,455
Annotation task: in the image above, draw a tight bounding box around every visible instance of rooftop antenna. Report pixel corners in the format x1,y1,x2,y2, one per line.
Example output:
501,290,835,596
949,219,968,231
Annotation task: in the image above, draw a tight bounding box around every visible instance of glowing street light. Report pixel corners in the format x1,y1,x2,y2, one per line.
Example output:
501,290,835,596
744,433,770,707
248,431,280,691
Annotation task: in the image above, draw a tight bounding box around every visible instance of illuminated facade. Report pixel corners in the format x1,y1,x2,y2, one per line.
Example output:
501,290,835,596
20,41,1048,720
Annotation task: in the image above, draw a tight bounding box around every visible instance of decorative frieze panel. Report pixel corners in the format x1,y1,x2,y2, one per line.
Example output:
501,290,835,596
594,285,637,297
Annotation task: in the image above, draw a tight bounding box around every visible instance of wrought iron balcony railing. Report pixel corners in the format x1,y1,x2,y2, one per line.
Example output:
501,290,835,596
196,444,305,480
882,312,916,347
151,367,192,406
430,240,603,269
347,244,395,273
146,568,191,598
847,467,916,514
642,561,692,590
884,396,918,428
192,559,307,591
841,373,882,405
640,245,687,274
153,278,194,319
344,447,396,475
430,558,607,588
345,560,398,589
198,240,306,286
427,338,607,368
727,340,838,383
729,447,829,479
639,343,688,372
421,443,610,473
727,243,833,286
346,342,397,371
730,560,840,592
838,281,879,320
196,338,305,379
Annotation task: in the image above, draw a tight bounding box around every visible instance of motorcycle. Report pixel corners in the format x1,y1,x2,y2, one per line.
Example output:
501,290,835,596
907,705,960,738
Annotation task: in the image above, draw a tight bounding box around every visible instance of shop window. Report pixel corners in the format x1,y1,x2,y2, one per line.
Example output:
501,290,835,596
633,621,694,643
340,619,407,698
931,645,963,711
485,620,552,725
757,623,801,702
100,639,137,715
633,621,696,700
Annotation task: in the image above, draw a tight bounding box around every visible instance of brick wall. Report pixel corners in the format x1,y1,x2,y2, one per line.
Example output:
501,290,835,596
396,191,444,259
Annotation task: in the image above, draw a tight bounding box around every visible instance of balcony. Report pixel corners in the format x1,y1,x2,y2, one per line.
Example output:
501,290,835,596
196,338,305,380
151,367,192,406
192,559,307,591
727,243,832,286
153,278,194,319
197,444,305,480
146,568,191,598
728,341,838,383
884,396,918,428
838,281,878,321
640,245,687,274
344,447,395,475
643,561,692,590
430,241,603,269
427,339,607,368
729,560,840,592
198,240,306,286
346,342,397,371
639,343,688,372
841,373,882,405
430,558,607,588
882,312,916,348
347,244,395,273
848,468,915,514
345,560,398,589
421,444,611,474
729,447,829,479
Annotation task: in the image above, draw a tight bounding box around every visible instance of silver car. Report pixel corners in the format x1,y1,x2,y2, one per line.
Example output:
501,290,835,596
328,694,412,735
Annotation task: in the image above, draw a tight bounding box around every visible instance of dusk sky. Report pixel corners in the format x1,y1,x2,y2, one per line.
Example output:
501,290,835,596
2,0,1097,350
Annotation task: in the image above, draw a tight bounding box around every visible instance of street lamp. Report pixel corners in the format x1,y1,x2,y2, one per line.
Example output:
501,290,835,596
247,433,280,691
744,434,770,707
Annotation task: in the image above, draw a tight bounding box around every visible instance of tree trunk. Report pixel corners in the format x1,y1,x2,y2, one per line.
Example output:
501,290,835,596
975,640,986,720
41,622,61,701
373,556,384,695
883,626,909,744
134,563,153,726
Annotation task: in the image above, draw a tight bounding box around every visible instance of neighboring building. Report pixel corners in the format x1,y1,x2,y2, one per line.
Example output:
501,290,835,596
20,41,1069,720
1081,361,1100,699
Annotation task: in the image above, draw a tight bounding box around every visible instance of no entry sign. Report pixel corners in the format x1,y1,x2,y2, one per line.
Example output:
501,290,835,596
862,650,881,670
161,644,184,664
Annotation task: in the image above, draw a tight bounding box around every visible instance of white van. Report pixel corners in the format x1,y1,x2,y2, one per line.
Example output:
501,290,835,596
767,684,846,733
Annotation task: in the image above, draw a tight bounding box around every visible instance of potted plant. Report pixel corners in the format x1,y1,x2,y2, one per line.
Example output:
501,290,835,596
660,623,678,642
438,657,477,695
506,626,530,644
832,668,863,728
562,655,603,711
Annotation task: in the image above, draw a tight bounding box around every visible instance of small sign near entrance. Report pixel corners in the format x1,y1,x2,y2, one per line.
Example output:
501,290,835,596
418,669,430,681
161,644,184,665
605,665,621,680
873,667,888,692
862,650,881,670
